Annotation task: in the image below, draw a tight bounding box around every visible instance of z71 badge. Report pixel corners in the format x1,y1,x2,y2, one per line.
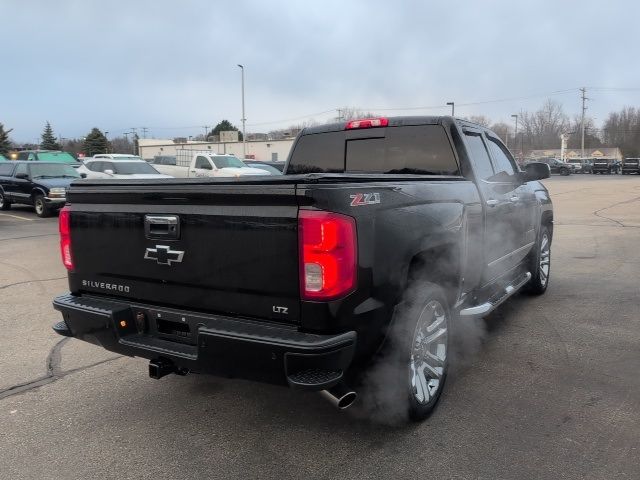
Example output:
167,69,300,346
350,192,381,207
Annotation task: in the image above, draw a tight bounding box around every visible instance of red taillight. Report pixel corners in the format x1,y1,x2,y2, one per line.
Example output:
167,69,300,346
299,210,357,300
345,117,389,130
59,207,74,270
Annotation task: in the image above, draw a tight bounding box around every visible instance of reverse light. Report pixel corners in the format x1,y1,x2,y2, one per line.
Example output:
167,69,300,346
345,117,389,130
59,206,74,270
299,210,357,300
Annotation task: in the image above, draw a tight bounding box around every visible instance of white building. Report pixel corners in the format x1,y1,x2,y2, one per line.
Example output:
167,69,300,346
138,138,294,163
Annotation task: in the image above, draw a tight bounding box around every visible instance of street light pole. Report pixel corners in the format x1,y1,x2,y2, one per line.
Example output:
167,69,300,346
237,64,246,159
446,102,455,116
511,114,519,160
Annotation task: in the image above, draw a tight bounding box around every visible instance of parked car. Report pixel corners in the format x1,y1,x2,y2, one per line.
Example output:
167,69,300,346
621,158,640,174
52,116,553,421
78,157,171,179
0,161,82,217
0,154,8,162
244,161,284,175
16,150,82,168
152,152,270,178
530,157,572,175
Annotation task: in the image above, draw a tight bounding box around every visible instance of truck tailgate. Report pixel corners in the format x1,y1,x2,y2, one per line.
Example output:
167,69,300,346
67,182,301,322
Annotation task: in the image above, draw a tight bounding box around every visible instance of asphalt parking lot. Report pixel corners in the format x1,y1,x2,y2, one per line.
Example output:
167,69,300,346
1,175,639,480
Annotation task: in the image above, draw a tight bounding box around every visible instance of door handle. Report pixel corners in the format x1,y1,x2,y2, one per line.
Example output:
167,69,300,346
510,195,519,202
486,199,499,207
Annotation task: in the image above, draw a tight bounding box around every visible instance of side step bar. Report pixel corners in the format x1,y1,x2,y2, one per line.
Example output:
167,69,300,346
459,272,531,318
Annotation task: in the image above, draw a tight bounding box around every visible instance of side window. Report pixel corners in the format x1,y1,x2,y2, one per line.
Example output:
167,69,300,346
15,163,29,177
0,164,14,176
103,162,114,173
195,156,212,170
464,132,495,181
486,136,517,176
17,152,28,160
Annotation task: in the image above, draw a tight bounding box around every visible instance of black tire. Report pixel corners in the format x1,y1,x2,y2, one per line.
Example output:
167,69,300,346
366,281,450,422
525,225,551,295
560,168,570,176
0,191,11,210
34,194,50,218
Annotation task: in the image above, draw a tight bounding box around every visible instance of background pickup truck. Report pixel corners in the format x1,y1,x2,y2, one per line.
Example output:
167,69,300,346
151,152,270,178
53,116,553,421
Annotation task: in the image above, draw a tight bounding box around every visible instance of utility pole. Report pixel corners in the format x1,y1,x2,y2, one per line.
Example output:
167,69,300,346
446,102,455,116
580,87,588,160
237,64,246,159
141,127,148,139
337,108,344,121
511,114,519,160
202,126,210,141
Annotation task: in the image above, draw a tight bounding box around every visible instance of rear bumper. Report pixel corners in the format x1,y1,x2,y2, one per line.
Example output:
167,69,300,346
52,293,356,390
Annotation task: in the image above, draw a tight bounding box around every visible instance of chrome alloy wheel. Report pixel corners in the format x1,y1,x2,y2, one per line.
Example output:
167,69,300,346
35,198,44,215
539,232,550,288
410,300,448,405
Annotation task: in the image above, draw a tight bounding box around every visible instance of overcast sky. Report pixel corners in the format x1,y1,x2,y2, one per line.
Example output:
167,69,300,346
2,0,639,142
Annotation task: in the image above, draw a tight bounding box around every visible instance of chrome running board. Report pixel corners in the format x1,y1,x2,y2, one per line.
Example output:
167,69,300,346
459,272,531,318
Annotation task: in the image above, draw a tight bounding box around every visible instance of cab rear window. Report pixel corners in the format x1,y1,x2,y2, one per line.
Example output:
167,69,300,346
287,125,459,175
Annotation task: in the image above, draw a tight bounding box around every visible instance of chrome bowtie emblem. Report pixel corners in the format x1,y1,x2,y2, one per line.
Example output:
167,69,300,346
144,245,184,265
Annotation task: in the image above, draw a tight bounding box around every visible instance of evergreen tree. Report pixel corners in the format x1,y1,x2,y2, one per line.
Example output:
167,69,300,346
0,123,13,156
83,128,108,156
40,121,61,150
208,120,243,141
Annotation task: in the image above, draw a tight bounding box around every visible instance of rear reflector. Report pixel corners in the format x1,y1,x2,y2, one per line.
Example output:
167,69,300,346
345,117,389,130
59,206,74,270
299,210,357,301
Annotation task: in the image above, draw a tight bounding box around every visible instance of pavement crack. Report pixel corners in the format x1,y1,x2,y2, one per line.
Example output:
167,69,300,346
592,195,640,228
0,277,66,290
0,233,57,242
0,338,122,401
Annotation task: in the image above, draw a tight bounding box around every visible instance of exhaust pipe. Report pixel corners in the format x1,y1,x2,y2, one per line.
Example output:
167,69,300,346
320,382,357,410
149,358,188,379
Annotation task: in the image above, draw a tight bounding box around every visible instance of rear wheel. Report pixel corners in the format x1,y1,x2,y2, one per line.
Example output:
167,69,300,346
369,281,450,422
560,168,570,176
0,191,11,210
525,225,551,295
34,195,50,218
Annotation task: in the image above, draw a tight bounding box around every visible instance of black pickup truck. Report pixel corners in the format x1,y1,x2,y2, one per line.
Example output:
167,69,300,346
52,116,553,420
621,158,640,174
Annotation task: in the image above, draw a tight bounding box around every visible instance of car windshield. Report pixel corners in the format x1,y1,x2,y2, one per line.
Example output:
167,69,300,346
30,163,80,178
37,152,78,163
211,156,247,169
111,162,160,174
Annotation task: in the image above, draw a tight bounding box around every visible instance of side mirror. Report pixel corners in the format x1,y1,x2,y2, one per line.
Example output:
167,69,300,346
80,173,87,178
104,169,114,175
15,173,29,180
522,162,550,182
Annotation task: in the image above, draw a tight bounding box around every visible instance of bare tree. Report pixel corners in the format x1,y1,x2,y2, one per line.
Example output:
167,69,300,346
566,116,601,149
489,122,511,144
466,115,491,127
602,107,640,157
519,99,569,152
